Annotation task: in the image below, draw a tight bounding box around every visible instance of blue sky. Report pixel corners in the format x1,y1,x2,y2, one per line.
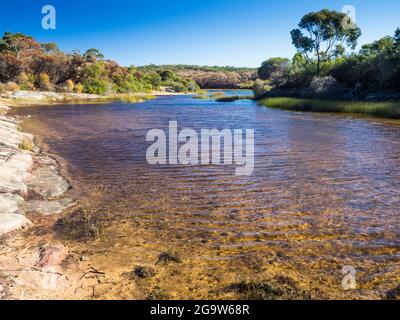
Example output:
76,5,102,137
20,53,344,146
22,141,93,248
1,0,399,67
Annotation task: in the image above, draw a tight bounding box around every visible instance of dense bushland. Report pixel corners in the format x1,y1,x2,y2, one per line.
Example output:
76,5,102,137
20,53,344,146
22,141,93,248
0,33,200,94
139,64,257,89
256,10,400,100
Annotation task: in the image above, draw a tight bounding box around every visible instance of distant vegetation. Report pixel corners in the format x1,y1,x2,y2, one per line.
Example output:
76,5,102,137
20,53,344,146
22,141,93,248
0,32,200,95
139,64,257,89
138,64,256,73
255,10,400,103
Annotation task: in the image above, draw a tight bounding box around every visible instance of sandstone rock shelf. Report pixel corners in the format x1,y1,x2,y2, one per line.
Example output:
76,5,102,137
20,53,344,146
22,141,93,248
0,98,77,236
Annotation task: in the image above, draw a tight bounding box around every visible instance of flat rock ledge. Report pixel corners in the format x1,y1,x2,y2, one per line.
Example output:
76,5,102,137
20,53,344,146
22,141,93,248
28,166,70,198
24,198,77,216
0,193,31,235
0,100,76,236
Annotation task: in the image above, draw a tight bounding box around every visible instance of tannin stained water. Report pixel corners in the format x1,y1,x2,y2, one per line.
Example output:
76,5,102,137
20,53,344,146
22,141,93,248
15,93,400,298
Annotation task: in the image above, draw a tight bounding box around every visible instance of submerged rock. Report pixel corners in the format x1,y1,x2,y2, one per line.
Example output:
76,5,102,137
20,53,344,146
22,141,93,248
28,166,70,198
24,198,77,215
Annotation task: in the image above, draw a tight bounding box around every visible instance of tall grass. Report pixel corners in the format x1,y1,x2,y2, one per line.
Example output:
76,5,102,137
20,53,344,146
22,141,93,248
259,97,400,119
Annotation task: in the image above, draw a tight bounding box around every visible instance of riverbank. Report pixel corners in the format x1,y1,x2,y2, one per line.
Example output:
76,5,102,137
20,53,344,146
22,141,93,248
0,89,194,107
0,97,81,299
259,97,400,119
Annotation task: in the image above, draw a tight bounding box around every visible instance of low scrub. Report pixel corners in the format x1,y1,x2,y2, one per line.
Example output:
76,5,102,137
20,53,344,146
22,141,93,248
259,97,400,119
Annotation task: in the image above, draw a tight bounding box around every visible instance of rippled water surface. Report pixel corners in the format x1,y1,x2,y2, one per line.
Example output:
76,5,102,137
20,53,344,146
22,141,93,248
15,93,400,298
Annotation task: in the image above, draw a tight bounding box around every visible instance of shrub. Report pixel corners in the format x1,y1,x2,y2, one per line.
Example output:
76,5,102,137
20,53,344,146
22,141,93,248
65,79,74,92
74,83,83,94
83,78,108,94
6,82,20,92
37,72,52,91
252,79,267,97
17,72,35,90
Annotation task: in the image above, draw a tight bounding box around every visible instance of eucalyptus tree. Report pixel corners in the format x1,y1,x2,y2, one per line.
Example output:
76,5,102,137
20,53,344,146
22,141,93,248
291,9,361,75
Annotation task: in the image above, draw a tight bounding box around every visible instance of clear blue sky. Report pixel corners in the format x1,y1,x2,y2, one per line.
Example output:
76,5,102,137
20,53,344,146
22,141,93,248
1,0,399,67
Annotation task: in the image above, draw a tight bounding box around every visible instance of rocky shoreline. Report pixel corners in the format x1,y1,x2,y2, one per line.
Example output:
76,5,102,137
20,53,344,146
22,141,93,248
0,98,76,236
0,97,82,299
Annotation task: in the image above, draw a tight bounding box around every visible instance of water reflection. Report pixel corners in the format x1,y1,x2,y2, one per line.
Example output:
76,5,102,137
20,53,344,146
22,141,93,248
15,94,400,298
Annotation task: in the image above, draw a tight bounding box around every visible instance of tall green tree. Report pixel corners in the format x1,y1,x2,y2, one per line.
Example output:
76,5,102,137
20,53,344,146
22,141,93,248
291,9,361,75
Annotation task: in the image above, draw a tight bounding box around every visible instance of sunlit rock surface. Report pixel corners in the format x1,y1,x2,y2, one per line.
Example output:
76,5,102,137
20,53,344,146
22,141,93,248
28,166,70,198
24,198,77,215
0,193,31,236
0,100,74,236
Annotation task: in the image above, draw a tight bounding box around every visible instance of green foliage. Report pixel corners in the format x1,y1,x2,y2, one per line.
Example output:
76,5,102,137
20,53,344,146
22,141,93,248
331,29,400,91
258,57,290,87
254,11,399,96
0,32,201,95
37,72,52,91
252,79,267,97
83,78,109,94
291,10,361,75
83,48,105,62
139,64,256,89
74,82,83,93
17,72,35,90
18,138,34,151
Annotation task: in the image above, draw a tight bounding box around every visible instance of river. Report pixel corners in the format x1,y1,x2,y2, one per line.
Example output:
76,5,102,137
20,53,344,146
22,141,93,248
13,91,400,299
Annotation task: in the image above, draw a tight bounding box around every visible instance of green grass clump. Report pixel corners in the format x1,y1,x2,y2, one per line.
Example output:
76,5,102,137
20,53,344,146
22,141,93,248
259,97,400,119
18,138,33,151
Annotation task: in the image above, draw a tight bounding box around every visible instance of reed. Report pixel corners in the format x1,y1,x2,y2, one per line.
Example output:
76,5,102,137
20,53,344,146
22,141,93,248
259,97,400,119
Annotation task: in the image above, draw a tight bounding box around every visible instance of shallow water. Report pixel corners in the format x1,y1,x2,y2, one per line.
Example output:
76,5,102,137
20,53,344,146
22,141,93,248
14,93,400,299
